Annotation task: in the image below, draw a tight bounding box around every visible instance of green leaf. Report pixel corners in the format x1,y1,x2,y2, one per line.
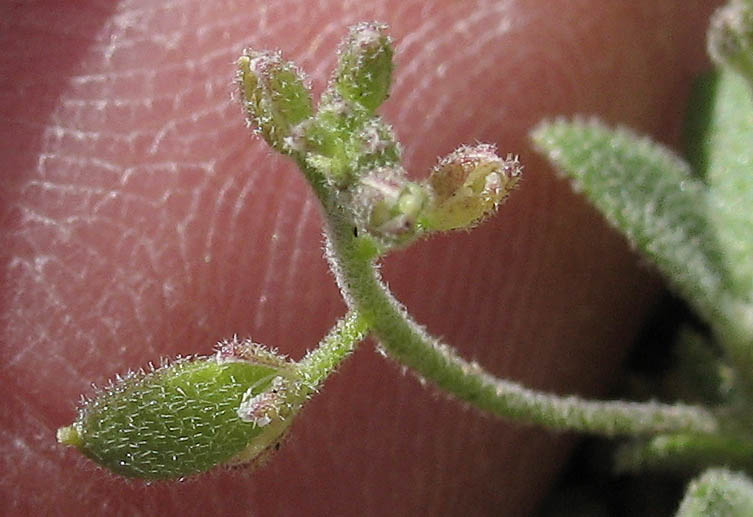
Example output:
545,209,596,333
676,468,753,516
532,117,753,370
531,118,730,329
685,69,753,302
663,327,731,405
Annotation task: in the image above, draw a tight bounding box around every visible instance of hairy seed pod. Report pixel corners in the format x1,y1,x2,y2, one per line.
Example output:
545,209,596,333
57,339,301,480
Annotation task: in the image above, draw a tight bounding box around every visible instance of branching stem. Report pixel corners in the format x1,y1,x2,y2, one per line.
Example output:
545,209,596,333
311,180,721,437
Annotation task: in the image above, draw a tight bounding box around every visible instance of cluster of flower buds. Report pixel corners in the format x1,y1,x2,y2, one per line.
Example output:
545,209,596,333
237,22,398,188
345,145,521,248
237,22,522,249
306,22,399,187
57,339,301,479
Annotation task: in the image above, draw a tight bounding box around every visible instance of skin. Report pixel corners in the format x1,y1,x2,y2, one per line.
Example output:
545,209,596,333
1,1,720,515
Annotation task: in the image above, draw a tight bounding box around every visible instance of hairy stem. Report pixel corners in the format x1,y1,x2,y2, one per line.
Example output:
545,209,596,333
319,200,720,437
616,432,753,474
295,310,370,392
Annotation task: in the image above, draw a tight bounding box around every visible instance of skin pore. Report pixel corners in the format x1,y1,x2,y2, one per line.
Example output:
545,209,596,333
1,1,720,515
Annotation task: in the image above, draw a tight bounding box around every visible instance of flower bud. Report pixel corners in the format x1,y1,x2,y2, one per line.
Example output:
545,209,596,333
57,339,301,479
334,22,393,112
708,0,753,83
422,144,522,231
303,109,400,188
351,167,428,246
237,50,314,153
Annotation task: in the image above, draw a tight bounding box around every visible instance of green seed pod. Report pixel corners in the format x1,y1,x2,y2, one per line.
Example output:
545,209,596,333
334,22,393,112
57,339,301,480
421,144,522,232
237,50,314,154
708,0,753,84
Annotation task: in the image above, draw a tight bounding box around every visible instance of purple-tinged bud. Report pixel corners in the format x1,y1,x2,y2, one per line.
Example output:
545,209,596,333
422,144,522,231
237,50,313,153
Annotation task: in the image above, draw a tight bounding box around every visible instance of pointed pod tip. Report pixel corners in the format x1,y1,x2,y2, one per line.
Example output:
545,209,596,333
57,424,83,448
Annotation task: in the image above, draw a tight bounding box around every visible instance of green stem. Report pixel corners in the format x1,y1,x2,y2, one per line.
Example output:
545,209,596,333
616,433,753,474
319,205,720,437
295,310,370,392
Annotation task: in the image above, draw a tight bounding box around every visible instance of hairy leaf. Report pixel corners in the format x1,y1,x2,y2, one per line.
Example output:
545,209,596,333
676,468,753,516
531,118,730,327
686,69,753,301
